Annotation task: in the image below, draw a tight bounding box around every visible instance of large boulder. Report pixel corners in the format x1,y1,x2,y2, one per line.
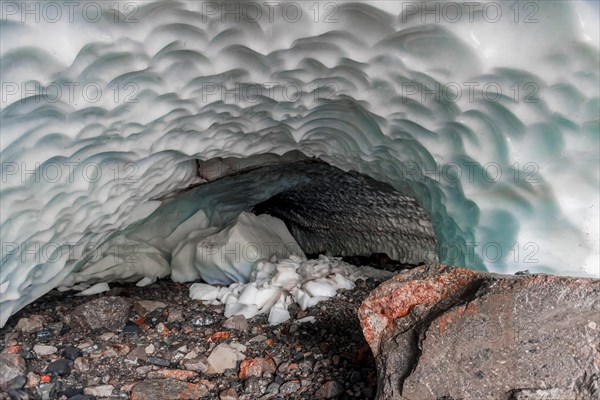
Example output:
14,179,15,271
358,265,600,399
65,296,132,331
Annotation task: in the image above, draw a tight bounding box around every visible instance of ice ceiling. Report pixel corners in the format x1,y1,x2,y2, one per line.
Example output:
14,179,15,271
1,1,599,326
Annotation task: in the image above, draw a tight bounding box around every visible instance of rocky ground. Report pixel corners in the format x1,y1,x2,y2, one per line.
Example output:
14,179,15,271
1,269,397,400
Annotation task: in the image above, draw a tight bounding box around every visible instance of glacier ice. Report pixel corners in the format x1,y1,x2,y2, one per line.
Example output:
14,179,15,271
1,1,599,327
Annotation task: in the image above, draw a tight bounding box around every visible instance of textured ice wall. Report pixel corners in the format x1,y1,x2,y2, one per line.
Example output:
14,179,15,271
1,1,599,326
57,160,436,290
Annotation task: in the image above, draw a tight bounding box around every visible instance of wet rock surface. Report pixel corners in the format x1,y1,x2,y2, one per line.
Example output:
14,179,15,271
1,274,386,399
359,265,600,400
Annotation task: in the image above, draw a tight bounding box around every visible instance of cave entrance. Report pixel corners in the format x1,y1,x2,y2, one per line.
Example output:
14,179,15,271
196,153,438,269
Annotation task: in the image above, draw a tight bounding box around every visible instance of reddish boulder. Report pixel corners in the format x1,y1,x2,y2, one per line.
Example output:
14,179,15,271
358,265,600,399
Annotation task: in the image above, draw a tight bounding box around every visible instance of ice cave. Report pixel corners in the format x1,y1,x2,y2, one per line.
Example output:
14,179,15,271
1,3,600,394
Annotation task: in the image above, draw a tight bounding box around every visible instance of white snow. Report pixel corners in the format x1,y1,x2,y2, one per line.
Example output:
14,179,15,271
189,283,220,302
189,254,396,325
75,282,110,296
175,212,306,284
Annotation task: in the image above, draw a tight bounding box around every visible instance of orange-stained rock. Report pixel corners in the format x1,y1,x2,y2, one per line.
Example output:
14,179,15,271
358,265,481,356
239,357,276,380
130,379,209,400
4,346,21,354
146,369,196,381
208,331,231,342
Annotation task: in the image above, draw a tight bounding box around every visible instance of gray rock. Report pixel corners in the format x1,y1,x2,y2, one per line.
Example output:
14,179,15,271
133,300,166,316
167,308,184,323
67,395,95,400
147,357,171,367
15,315,44,333
83,384,114,397
219,387,238,400
279,380,301,395
45,359,72,376
0,353,26,390
73,356,91,373
223,315,249,332
66,296,131,331
266,382,280,394
126,346,147,365
182,356,209,373
359,265,600,400
6,388,29,400
62,346,83,360
135,365,153,377
37,382,55,400
315,381,344,399
207,343,246,374
33,344,57,356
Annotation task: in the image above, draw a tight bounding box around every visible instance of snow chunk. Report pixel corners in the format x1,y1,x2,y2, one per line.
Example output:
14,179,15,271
303,280,338,298
268,307,291,325
189,283,220,301
75,282,110,296
189,253,396,325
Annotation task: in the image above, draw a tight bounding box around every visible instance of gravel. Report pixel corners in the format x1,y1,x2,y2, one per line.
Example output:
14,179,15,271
0,267,402,399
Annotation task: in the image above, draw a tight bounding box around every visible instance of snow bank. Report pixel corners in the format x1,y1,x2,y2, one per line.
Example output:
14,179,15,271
173,212,305,284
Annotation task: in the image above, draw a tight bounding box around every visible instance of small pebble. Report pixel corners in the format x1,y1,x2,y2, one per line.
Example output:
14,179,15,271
192,315,215,327
122,321,141,333
33,344,58,356
147,356,171,367
280,380,301,395
62,347,83,361
45,359,72,376
219,387,238,400
84,385,114,397
266,382,281,394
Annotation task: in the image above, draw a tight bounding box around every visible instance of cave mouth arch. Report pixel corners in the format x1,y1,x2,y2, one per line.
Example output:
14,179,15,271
1,152,439,326
190,152,438,268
